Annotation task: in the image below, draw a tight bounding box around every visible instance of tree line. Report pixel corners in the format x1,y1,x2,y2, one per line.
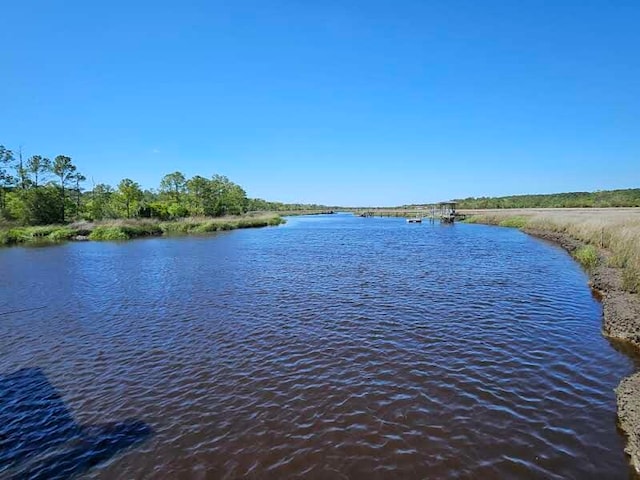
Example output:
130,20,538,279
0,145,327,226
453,189,640,209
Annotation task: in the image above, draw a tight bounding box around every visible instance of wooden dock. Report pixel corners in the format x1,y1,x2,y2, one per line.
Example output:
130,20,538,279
428,202,462,223
355,201,465,223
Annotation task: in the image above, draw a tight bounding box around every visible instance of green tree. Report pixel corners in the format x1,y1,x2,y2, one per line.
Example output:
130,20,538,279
7,185,62,225
159,171,186,202
117,178,143,218
16,147,28,190
0,146,15,213
454,189,640,209
85,183,115,220
52,155,77,222
186,175,211,216
166,201,189,219
72,173,86,217
26,155,51,188
210,175,247,216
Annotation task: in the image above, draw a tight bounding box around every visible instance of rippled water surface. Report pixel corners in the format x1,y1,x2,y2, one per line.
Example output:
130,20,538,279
0,214,635,479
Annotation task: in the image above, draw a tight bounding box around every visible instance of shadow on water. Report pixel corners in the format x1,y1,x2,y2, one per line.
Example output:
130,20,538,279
0,367,152,479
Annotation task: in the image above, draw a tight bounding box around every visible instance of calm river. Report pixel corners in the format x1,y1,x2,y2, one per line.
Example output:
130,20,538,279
0,214,635,479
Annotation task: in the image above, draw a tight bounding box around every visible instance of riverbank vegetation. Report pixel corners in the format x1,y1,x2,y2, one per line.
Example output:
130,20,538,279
463,208,640,293
0,143,334,245
0,144,333,227
0,214,285,245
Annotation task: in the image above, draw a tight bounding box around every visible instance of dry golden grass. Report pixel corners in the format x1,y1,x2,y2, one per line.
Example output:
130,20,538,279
462,208,640,293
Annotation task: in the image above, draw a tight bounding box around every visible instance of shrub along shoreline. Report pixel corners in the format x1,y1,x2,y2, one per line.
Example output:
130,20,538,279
463,208,640,473
0,214,285,246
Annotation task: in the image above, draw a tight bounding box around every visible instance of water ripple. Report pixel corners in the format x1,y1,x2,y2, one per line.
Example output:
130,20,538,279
0,215,634,478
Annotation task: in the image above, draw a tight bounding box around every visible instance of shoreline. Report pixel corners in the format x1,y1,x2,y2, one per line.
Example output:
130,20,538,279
467,218,640,474
0,214,286,247
524,227,640,474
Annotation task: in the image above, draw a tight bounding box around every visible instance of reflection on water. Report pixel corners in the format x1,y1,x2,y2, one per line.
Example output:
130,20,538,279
0,214,634,478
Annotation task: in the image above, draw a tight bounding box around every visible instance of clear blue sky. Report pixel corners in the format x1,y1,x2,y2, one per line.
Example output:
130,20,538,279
1,1,638,206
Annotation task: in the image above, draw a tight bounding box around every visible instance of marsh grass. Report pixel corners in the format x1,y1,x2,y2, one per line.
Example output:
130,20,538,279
88,215,284,240
498,216,528,228
159,215,284,235
47,228,77,241
88,226,132,241
574,245,599,270
462,208,640,293
0,214,285,245
0,225,78,245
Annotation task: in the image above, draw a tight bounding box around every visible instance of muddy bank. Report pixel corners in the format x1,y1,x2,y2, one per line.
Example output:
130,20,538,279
522,227,640,473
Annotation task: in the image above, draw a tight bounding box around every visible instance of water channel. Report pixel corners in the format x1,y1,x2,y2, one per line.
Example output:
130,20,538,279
0,214,634,478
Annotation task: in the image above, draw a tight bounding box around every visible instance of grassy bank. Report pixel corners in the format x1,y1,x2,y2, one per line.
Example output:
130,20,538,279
0,214,285,246
463,208,640,293
0,224,79,245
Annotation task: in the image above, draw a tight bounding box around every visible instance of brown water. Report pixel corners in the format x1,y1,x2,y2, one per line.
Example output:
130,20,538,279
0,214,635,479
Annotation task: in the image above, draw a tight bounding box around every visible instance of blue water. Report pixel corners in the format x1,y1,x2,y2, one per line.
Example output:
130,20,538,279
0,213,634,478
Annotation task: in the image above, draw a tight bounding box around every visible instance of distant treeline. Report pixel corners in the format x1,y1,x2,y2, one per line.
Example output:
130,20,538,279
0,144,330,226
453,189,640,209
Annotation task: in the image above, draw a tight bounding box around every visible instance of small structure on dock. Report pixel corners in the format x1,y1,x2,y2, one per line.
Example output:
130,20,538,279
426,201,463,223
438,201,457,223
